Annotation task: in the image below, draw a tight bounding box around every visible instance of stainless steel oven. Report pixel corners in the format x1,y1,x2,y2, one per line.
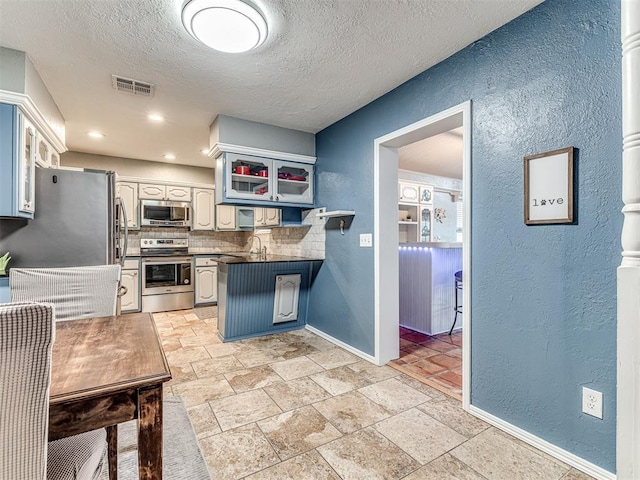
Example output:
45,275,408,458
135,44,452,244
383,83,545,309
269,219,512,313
140,239,194,313
141,200,190,227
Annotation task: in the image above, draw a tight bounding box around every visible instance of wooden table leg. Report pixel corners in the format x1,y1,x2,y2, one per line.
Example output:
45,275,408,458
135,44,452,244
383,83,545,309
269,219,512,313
137,385,163,480
106,425,118,480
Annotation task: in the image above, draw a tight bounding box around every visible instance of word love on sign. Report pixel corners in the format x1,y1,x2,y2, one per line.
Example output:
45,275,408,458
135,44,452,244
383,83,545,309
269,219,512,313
524,147,574,225
531,197,564,207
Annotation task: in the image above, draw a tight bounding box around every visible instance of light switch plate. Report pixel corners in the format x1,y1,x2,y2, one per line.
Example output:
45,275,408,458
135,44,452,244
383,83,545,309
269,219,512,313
360,233,372,247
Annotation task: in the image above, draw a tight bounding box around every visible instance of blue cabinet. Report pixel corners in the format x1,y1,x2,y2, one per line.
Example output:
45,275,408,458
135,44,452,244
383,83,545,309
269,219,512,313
0,277,9,303
217,260,321,342
215,152,314,207
0,103,36,219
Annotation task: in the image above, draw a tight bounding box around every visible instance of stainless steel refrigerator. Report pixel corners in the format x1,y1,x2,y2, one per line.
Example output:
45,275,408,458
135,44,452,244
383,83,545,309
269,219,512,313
0,168,124,269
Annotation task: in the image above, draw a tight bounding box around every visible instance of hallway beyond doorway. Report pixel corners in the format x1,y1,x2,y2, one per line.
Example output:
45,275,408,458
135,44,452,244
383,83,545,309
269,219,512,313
389,327,462,400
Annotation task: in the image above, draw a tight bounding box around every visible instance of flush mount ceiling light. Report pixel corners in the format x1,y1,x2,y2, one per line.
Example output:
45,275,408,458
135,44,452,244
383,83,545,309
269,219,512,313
148,114,165,122
88,131,105,138
182,0,268,53
164,153,176,160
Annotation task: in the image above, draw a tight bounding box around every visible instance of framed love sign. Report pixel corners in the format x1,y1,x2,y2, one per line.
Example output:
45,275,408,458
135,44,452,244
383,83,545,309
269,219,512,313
524,147,574,225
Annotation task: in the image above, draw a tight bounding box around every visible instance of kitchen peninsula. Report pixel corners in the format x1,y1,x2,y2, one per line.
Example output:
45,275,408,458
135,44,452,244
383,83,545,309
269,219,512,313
215,254,323,342
399,242,462,335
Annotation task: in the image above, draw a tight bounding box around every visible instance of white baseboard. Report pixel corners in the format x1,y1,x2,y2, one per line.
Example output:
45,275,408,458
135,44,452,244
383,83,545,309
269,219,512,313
305,325,378,364
468,405,616,480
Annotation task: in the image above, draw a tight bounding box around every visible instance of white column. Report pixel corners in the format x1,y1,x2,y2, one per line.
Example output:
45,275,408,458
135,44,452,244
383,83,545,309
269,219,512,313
618,1,640,478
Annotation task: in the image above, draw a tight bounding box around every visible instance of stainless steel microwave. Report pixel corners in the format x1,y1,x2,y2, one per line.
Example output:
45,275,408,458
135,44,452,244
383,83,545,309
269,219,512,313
141,200,190,227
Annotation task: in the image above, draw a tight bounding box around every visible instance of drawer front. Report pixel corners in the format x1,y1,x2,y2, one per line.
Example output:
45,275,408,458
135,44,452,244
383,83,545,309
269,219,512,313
195,257,218,267
123,259,140,269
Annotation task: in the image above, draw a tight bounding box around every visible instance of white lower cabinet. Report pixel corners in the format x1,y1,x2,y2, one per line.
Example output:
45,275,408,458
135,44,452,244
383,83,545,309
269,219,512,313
120,259,140,312
195,258,218,305
273,274,301,324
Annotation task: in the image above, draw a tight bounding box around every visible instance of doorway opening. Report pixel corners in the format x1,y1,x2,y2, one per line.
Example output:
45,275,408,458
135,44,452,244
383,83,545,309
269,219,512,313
373,101,471,408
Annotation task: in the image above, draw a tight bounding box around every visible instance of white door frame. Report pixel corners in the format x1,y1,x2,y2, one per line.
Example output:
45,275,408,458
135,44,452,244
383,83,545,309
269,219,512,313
373,100,472,409
617,1,640,477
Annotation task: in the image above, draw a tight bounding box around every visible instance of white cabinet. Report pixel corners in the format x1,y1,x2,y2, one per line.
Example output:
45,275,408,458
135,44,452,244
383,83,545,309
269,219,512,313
18,113,36,215
216,205,237,230
35,133,56,169
420,206,433,242
398,182,419,203
120,259,140,312
398,181,434,242
254,207,280,228
419,185,434,204
195,257,218,305
116,181,139,229
220,152,314,206
273,274,301,324
192,188,215,231
139,183,190,201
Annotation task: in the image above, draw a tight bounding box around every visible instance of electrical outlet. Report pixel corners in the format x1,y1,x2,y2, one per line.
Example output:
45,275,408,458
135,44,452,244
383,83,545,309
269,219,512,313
582,387,603,419
360,233,372,247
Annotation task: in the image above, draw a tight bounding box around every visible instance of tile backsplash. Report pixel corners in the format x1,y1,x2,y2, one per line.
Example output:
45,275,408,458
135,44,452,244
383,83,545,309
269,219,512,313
124,208,325,259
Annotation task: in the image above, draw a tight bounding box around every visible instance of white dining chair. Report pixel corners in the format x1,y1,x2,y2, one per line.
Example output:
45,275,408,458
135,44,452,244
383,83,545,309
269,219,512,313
0,302,107,480
9,265,121,321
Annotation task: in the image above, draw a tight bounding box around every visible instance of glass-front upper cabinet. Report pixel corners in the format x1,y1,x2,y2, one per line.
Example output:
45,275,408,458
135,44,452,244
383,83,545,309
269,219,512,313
19,113,36,215
420,206,432,243
274,160,313,204
222,152,315,206
225,153,272,201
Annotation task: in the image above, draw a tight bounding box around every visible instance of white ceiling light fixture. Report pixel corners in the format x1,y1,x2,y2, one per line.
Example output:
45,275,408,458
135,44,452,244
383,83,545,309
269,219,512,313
148,114,165,122
88,131,105,138
182,0,268,53
164,153,176,160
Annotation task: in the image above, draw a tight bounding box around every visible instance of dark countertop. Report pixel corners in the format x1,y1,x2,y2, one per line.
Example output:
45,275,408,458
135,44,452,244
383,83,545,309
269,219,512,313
213,254,324,264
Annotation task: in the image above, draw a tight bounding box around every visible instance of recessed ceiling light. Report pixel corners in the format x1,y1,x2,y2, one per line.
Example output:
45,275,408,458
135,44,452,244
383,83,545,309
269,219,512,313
201,148,209,154
148,114,165,122
182,0,268,53
164,153,176,160
88,131,105,138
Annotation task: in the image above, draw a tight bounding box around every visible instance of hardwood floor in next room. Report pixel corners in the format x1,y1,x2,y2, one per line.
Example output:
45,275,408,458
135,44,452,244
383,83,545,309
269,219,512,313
155,307,593,480
388,327,462,400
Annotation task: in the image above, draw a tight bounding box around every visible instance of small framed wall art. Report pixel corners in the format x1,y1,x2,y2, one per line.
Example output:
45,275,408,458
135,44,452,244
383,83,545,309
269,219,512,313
524,147,574,225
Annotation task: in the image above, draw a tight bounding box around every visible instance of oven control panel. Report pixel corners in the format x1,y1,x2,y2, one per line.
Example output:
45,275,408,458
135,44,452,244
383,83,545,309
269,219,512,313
141,238,188,248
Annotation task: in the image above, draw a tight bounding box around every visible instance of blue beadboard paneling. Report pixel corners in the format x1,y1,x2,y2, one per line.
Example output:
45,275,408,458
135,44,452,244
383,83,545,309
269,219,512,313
311,0,620,472
219,261,320,341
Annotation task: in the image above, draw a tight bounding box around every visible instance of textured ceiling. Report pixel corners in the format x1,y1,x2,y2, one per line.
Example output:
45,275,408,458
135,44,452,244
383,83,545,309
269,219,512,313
0,0,542,168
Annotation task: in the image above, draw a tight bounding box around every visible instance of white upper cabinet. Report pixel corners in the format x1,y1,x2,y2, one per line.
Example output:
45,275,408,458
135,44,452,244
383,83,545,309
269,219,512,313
254,207,280,228
219,152,314,206
35,133,59,169
398,182,419,203
116,181,139,229
216,205,237,230
192,188,215,231
18,113,36,215
139,183,191,201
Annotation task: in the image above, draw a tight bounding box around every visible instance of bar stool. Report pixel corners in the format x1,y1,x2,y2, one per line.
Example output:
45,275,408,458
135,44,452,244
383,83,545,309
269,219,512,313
449,270,462,335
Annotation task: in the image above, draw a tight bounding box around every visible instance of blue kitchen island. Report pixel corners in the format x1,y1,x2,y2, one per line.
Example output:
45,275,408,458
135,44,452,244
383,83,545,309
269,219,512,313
215,254,323,342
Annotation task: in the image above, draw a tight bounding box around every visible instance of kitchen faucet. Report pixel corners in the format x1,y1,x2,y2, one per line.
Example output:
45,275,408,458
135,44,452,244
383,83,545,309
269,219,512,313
248,235,266,260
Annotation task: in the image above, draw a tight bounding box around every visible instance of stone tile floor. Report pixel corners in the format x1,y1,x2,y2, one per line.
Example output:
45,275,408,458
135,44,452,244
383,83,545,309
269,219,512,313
388,327,463,400
156,307,594,480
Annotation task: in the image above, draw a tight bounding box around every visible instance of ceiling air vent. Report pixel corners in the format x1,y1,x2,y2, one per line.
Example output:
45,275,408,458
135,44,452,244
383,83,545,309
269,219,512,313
111,75,155,97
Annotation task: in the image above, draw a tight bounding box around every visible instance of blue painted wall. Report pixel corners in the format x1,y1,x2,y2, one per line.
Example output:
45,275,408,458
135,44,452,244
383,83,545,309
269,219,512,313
309,0,620,472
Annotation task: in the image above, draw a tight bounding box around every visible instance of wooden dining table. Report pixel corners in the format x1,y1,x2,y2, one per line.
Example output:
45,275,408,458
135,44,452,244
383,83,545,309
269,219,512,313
48,312,172,480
